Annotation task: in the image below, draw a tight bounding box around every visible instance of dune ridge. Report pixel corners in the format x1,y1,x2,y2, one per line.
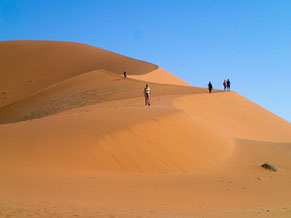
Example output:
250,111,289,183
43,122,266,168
0,40,187,109
0,40,291,217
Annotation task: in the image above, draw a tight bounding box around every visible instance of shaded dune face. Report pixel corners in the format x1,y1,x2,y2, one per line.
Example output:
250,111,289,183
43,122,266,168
0,40,290,176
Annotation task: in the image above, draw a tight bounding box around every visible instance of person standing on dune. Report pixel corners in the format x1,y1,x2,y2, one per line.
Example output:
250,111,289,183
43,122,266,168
208,81,213,93
223,80,227,91
123,71,127,78
144,84,151,106
227,79,231,91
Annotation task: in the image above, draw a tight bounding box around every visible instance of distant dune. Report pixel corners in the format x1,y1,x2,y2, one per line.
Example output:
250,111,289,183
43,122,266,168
0,40,290,217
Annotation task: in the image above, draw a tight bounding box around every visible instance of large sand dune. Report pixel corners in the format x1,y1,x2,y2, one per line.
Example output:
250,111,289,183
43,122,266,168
0,41,290,217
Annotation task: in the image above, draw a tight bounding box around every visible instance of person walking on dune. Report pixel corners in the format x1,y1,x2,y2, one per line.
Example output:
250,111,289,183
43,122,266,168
223,80,227,91
144,84,151,106
227,79,231,91
208,81,213,93
123,71,127,78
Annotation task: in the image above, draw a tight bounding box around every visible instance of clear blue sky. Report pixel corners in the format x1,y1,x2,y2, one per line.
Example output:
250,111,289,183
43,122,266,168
1,0,290,121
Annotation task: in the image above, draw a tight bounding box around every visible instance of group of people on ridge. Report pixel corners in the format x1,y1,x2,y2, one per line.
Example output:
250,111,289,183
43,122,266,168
223,79,231,91
124,70,231,104
208,79,231,93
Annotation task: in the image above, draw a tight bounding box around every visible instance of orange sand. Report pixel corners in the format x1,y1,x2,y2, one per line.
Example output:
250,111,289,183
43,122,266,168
0,41,290,217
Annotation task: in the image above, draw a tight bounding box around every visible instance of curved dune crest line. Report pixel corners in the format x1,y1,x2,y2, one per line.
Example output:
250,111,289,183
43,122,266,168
0,69,205,124
0,40,183,108
128,67,191,86
0,101,233,174
0,95,232,174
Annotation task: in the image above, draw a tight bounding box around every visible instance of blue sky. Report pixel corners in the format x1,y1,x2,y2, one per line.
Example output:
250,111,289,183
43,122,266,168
0,0,290,121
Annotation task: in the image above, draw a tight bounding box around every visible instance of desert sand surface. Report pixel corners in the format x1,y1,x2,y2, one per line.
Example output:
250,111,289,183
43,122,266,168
0,40,291,217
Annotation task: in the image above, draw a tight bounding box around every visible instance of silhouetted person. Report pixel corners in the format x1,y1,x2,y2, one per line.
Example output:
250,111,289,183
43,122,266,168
123,71,127,78
208,81,213,93
227,79,231,91
223,80,227,91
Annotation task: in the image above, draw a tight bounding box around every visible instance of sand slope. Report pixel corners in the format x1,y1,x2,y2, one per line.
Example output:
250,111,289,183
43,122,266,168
0,40,188,108
0,40,290,217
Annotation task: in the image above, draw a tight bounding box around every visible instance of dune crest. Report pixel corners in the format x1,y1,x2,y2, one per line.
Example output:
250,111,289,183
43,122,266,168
0,40,187,110
128,67,191,86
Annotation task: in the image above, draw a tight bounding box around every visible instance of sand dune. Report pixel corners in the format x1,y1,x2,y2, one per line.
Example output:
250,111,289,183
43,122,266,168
0,40,290,217
0,40,187,108
174,92,291,142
